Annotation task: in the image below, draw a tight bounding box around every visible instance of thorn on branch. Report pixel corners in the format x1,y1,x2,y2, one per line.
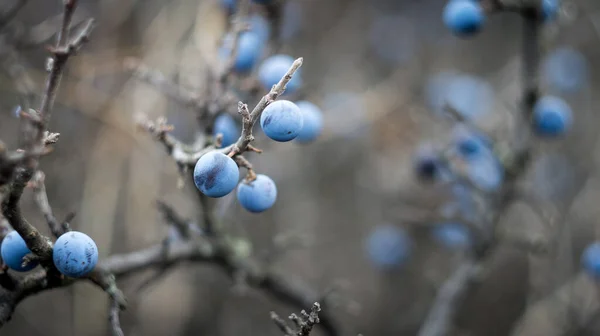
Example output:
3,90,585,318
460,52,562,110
271,302,322,336
42,131,60,145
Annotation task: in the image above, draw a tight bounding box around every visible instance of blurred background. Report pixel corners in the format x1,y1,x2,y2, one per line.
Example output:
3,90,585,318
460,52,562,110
1,0,600,335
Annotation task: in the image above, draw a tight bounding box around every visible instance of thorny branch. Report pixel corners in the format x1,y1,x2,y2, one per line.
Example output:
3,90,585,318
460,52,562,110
271,302,322,336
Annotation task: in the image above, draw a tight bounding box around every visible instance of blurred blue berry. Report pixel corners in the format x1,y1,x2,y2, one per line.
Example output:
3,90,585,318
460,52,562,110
280,1,302,41
533,95,572,136
582,242,600,279
432,222,471,249
247,14,271,44
53,231,98,278
542,0,560,20
542,47,587,93
258,54,302,94
1,231,38,272
219,32,264,72
193,151,239,198
413,144,446,181
464,151,504,192
294,101,323,143
213,113,239,148
252,0,274,4
221,0,236,11
366,225,411,269
237,174,277,213
443,0,485,37
451,125,493,159
260,100,303,142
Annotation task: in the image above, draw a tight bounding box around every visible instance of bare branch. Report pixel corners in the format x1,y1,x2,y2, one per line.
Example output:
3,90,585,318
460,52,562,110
417,260,480,336
30,171,63,238
109,297,125,336
2,0,93,260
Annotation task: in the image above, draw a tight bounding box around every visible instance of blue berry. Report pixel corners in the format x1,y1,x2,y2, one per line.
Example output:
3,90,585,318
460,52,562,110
365,225,411,269
582,242,600,279
413,144,445,181
260,100,304,142
432,223,471,249
193,151,239,198
258,54,302,94
280,1,302,41
542,47,587,93
533,96,572,136
1,231,38,272
221,0,236,11
464,151,504,192
443,0,485,37
213,113,239,148
451,125,492,159
237,174,277,213
53,231,98,278
294,101,323,143
219,32,263,73
542,0,560,20
247,14,271,43
252,0,274,4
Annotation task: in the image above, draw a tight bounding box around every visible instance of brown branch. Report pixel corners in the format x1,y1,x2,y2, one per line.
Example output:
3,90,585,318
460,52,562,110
135,115,211,166
417,260,480,336
109,298,125,336
1,1,93,261
30,171,63,238
97,232,340,336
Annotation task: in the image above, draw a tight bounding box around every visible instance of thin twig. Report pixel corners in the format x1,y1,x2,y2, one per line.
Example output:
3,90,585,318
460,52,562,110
30,171,63,238
109,297,125,336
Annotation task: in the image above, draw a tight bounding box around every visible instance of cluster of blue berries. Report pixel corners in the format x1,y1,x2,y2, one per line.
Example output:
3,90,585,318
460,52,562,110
198,97,323,213
443,0,561,37
1,230,98,278
202,41,324,215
